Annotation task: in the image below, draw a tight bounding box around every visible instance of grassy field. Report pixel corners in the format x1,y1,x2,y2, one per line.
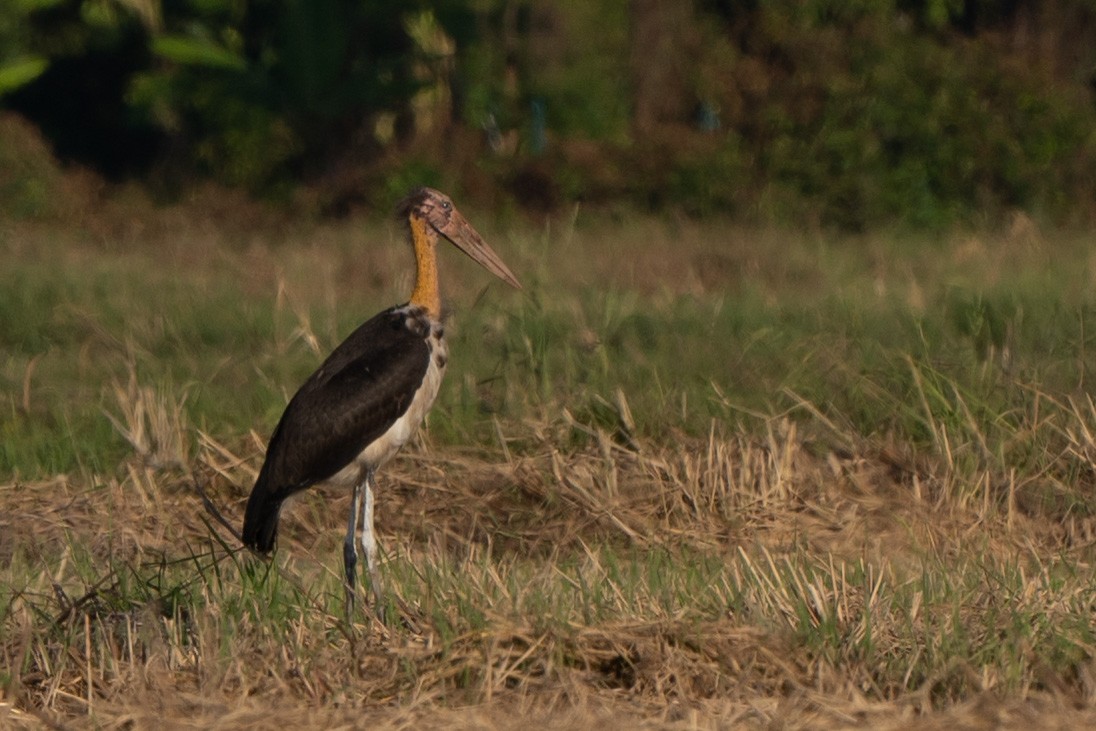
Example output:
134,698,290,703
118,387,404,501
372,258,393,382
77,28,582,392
2,194,1096,728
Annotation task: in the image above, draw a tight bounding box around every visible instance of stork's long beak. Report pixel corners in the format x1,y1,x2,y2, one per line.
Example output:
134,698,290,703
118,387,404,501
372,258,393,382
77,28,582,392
439,211,523,290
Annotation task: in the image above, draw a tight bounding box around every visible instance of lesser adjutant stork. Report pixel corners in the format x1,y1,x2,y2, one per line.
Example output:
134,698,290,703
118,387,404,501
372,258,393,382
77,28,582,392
242,187,521,617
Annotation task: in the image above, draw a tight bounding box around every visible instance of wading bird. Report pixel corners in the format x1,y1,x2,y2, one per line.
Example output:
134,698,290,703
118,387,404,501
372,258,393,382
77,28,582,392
242,187,521,618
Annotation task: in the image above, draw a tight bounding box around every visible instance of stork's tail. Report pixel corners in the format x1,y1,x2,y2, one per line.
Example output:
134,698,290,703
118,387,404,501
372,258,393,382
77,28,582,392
242,487,282,553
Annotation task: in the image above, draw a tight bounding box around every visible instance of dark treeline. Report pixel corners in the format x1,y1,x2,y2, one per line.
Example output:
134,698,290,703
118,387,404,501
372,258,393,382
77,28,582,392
2,0,1096,228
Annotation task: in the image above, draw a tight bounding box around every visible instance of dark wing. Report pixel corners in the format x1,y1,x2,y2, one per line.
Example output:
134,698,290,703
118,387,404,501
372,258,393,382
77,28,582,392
254,307,431,501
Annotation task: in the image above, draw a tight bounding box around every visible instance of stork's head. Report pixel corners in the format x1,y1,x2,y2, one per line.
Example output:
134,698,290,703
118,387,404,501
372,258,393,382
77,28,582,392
398,187,522,289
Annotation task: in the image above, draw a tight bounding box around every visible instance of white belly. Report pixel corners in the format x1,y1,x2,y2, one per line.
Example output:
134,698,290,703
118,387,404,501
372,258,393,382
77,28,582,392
324,329,448,488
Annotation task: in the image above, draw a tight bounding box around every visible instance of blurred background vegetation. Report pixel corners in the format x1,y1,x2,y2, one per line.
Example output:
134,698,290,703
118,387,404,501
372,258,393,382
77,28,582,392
2,0,1096,229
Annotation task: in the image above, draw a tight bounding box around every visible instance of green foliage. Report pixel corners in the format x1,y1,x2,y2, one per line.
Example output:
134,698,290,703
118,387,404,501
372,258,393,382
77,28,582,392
664,137,746,215
530,3,632,141
0,0,63,97
377,159,446,211
127,0,423,188
4,0,453,189
5,2,1096,223
0,56,49,95
150,35,247,71
723,5,1096,228
456,0,1096,228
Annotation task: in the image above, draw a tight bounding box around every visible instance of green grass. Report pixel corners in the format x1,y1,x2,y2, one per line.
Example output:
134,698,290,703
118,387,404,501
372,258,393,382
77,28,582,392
4,217,1094,480
8,528,1093,709
4,210,1096,726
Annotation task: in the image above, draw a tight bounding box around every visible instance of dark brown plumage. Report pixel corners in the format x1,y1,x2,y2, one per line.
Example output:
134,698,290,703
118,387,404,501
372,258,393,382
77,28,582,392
241,188,521,620
242,308,432,551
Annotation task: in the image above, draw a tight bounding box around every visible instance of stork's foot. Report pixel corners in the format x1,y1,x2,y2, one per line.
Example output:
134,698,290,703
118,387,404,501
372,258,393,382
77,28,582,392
344,591,356,625
342,573,386,625
341,562,387,626
371,594,388,625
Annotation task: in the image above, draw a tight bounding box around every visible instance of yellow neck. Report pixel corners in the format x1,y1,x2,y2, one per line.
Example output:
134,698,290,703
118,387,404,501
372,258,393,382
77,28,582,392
408,215,441,318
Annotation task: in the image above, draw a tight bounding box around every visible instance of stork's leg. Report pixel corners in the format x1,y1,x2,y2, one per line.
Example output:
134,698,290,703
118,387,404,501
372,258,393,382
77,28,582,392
343,479,363,621
360,469,386,620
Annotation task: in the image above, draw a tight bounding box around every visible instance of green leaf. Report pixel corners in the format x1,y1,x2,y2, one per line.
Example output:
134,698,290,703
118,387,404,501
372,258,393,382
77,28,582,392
0,57,48,96
152,35,246,71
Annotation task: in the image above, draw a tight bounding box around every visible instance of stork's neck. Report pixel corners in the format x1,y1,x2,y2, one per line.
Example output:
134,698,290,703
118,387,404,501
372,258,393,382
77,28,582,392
408,215,441,319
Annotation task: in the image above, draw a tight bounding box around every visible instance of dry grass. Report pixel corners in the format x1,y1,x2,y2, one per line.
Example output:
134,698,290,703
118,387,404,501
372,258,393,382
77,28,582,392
4,386,1096,728
3,199,1096,728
